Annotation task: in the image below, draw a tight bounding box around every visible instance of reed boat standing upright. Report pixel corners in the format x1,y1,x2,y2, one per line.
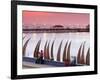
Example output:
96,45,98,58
33,39,41,58
46,41,50,60
57,40,63,62
80,42,85,64
66,41,71,65
86,48,90,65
63,41,68,62
77,43,83,64
23,38,31,57
23,36,26,40
51,40,55,60
44,40,48,60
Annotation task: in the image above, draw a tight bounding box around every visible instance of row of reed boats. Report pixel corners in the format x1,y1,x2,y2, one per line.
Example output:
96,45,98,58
23,37,90,66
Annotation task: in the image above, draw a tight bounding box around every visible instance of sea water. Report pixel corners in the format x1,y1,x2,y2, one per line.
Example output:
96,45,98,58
23,32,90,62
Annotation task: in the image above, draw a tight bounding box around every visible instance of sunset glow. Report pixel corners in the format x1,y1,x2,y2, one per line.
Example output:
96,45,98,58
22,11,90,28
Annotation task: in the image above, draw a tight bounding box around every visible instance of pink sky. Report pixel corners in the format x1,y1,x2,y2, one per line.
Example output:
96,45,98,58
22,11,90,28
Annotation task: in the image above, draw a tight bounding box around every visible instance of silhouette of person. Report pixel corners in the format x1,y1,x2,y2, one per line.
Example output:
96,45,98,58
40,50,44,64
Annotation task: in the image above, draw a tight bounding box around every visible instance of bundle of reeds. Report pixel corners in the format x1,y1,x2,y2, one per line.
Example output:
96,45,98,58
33,39,41,58
23,38,90,66
23,38,31,57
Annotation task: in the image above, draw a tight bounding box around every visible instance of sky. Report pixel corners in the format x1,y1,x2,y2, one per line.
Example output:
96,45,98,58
22,11,90,28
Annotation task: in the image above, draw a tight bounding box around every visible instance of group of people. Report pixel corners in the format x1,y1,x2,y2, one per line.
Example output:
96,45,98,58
35,50,76,66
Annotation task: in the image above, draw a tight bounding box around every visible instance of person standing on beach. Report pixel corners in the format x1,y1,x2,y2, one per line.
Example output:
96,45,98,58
40,50,44,64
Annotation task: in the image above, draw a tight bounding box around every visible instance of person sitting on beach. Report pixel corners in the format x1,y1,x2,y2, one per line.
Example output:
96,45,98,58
64,59,70,66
